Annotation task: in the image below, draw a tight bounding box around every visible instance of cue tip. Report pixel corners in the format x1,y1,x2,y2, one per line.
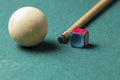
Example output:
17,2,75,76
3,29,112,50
58,35,69,44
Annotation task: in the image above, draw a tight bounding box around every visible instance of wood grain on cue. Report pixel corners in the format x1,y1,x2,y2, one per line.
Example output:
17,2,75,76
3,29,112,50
62,0,113,40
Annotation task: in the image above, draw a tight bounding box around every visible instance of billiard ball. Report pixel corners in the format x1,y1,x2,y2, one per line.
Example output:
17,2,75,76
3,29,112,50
8,6,48,47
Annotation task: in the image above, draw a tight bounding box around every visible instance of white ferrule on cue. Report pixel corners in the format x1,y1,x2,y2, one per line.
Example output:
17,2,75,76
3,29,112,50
62,0,113,39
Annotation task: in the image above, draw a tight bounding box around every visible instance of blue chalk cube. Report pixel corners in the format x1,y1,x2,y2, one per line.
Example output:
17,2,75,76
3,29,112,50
70,28,89,48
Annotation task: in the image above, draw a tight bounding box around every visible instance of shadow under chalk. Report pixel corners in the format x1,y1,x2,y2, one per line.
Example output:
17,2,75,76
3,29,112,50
19,41,60,53
85,44,99,49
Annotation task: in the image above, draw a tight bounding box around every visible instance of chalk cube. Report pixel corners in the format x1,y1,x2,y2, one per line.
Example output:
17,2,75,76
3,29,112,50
70,28,89,48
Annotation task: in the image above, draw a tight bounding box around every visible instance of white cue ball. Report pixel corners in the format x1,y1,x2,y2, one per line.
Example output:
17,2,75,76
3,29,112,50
8,6,48,47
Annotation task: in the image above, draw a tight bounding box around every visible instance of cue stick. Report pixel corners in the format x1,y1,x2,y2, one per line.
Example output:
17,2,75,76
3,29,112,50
58,0,113,43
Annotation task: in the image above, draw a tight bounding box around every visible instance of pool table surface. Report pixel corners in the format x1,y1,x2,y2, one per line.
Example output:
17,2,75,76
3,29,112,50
0,0,120,80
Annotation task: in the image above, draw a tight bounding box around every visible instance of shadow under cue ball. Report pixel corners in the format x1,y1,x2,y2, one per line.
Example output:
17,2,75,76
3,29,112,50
8,6,48,47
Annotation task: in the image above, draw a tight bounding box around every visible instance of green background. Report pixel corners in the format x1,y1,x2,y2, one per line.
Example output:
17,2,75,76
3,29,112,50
0,0,120,80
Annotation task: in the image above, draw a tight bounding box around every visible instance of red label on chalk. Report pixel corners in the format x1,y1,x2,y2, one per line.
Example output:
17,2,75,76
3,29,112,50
72,28,88,34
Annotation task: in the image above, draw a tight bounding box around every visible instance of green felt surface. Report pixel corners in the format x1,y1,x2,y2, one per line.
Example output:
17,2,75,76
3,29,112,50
0,0,120,80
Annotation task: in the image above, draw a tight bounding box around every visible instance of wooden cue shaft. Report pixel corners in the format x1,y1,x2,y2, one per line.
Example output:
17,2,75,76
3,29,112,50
62,0,112,39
